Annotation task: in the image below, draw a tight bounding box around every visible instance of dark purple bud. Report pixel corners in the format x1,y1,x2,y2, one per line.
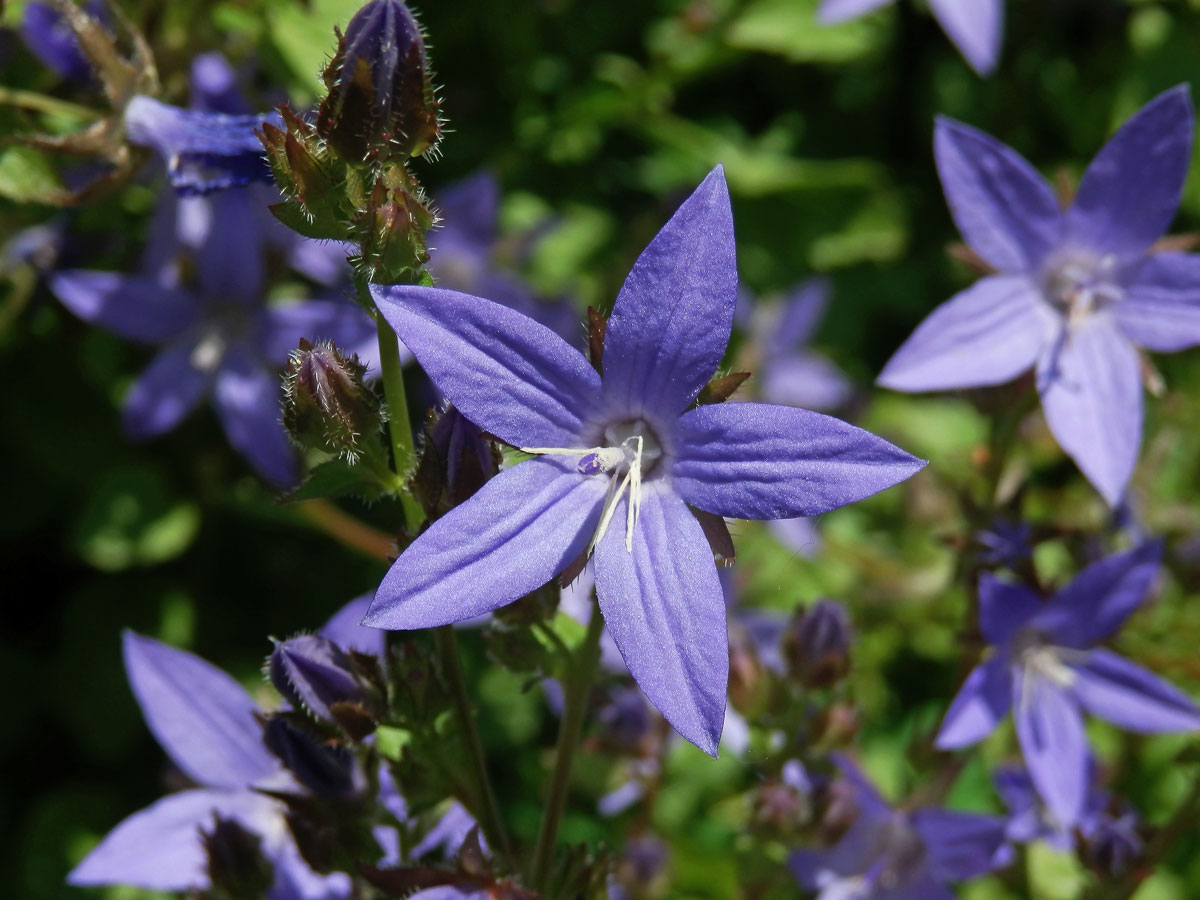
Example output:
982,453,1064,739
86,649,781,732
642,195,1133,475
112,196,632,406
414,405,500,516
269,634,366,723
596,687,653,753
783,600,852,688
261,715,361,799
317,0,440,163
283,339,382,463
1083,810,1143,877
430,406,498,505
200,814,275,900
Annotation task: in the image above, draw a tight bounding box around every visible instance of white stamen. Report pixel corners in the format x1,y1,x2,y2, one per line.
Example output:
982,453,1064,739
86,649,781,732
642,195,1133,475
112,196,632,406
524,434,649,554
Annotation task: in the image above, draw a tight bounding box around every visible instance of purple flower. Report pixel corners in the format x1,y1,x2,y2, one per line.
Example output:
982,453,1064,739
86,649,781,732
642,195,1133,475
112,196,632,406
124,95,283,195
879,87,1199,506
365,167,924,754
751,278,852,413
20,0,107,83
818,0,1004,75
790,756,1005,900
49,184,373,486
68,632,349,899
936,542,1200,826
428,172,579,339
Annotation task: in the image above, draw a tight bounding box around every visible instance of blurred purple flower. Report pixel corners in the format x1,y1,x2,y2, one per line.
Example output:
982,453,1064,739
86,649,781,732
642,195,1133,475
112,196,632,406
993,763,1100,855
428,171,578,339
818,0,1003,75
50,184,373,485
68,632,349,899
367,167,924,753
937,542,1200,826
880,87,1199,506
790,756,1005,900
751,278,852,413
124,95,282,195
20,0,106,83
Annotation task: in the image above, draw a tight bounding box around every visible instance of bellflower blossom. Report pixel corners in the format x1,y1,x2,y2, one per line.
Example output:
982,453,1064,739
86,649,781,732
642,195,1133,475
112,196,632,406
50,184,374,486
790,756,1005,900
879,87,1200,506
69,631,350,899
936,542,1200,826
365,167,924,754
817,0,1003,76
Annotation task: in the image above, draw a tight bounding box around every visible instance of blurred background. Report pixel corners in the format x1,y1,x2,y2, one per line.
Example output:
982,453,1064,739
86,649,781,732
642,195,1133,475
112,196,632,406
4,0,1200,897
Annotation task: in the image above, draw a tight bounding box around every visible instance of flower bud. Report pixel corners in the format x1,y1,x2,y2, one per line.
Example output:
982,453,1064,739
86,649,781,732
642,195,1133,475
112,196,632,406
262,715,361,800
317,0,440,164
354,172,435,284
1083,810,1143,877
200,815,274,900
283,340,382,463
783,600,852,688
413,405,500,516
269,634,367,723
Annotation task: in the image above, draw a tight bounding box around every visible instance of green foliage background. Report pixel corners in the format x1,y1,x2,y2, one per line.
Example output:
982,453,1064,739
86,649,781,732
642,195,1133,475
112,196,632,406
3,0,1200,897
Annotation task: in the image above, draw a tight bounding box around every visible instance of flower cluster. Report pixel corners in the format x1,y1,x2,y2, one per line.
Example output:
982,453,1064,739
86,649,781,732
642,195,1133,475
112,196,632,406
9,1,1200,899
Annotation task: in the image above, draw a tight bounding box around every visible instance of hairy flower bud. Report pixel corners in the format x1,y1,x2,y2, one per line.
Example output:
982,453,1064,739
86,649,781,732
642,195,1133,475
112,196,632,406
200,815,275,900
269,633,369,723
784,600,852,688
317,0,440,164
261,715,361,800
283,340,381,463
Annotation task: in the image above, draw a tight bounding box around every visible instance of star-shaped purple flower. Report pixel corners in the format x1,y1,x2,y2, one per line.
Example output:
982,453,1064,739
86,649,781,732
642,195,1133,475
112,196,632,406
365,167,924,754
69,631,351,899
817,0,1004,76
879,87,1200,506
790,756,1005,900
936,542,1200,826
50,184,373,486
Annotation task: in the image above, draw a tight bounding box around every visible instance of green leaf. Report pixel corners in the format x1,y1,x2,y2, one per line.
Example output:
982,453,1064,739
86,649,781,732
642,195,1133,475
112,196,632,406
727,0,888,64
374,726,411,762
0,147,69,205
72,466,201,571
281,459,388,504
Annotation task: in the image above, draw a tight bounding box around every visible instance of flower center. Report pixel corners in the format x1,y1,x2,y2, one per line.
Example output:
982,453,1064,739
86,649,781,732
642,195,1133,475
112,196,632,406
1040,250,1123,327
521,418,663,554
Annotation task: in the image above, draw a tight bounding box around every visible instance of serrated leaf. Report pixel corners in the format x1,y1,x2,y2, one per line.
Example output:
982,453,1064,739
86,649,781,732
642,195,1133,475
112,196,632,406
282,459,387,503
269,199,348,241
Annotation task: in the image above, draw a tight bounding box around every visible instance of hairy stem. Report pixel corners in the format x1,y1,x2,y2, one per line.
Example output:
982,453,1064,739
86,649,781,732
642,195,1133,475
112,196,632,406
372,310,424,528
529,601,606,890
435,625,515,870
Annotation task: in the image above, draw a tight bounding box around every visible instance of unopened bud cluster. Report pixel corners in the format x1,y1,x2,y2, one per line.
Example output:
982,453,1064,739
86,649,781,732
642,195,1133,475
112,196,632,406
260,0,441,285
282,339,382,463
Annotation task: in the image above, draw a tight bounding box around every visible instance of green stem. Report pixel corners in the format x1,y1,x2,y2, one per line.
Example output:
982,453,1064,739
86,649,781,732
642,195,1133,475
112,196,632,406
528,601,606,890
373,311,424,528
0,86,100,119
435,625,515,870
